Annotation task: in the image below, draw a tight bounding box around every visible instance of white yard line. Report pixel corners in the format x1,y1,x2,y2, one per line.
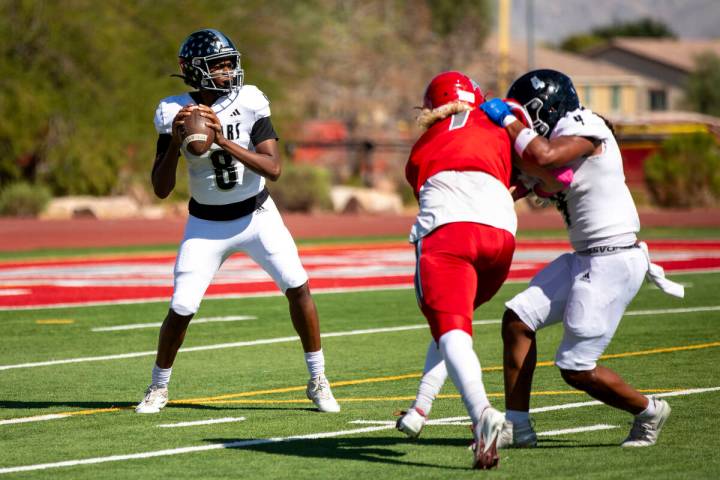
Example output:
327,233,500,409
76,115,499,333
3,302,719,371
92,315,256,332
0,299,717,373
0,414,68,426
351,387,720,428
157,417,246,428
625,305,720,316
654,386,720,398
530,400,603,413
0,319,498,372
1,386,717,475
0,424,394,475
537,424,617,436
3,302,718,372
349,420,395,425
375,419,619,437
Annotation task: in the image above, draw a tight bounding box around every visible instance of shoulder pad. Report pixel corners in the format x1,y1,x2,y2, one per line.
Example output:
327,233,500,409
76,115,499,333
237,85,271,118
551,108,610,141
153,93,191,134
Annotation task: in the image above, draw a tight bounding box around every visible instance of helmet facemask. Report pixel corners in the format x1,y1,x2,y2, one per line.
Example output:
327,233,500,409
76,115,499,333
182,51,244,93
522,97,551,138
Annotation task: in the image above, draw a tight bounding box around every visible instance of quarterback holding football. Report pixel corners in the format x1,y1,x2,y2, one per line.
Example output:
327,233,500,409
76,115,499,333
137,29,340,415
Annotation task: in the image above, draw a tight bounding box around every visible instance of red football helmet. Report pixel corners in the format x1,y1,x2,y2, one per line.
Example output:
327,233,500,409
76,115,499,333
423,71,484,109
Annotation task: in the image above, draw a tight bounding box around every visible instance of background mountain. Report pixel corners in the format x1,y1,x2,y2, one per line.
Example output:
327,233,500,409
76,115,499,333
510,0,720,43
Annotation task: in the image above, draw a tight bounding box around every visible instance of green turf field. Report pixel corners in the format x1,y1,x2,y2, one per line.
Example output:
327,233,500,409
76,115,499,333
1,269,719,478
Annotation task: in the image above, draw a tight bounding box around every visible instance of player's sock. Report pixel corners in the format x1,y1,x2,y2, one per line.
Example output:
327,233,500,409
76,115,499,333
412,340,447,415
506,409,530,425
151,364,172,388
438,329,489,425
304,349,325,378
637,396,658,420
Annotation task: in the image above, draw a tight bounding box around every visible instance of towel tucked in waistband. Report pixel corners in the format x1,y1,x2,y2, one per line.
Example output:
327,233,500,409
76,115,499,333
638,241,685,298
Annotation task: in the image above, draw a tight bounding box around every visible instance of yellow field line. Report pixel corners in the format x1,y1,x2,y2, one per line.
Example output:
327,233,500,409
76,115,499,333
601,341,720,359
185,388,678,406
4,341,718,421
180,373,423,403
35,319,75,325
179,342,720,405
65,407,125,416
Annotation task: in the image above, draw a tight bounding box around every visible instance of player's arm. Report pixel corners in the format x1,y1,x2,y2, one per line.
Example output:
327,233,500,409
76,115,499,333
151,105,195,198
481,98,597,168
197,105,282,181
512,152,570,193
504,121,597,168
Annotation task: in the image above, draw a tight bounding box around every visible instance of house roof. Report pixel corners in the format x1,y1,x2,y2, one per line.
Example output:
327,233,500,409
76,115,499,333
470,37,641,90
516,44,638,82
588,38,720,72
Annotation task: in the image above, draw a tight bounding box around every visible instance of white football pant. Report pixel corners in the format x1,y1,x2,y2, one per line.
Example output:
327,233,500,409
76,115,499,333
506,248,647,371
170,197,308,316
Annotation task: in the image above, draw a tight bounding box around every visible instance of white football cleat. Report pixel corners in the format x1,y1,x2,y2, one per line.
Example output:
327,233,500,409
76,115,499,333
472,407,505,470
396,407,427,438
306,374,341,413
621,398,671,447
135,384,169,414
497,419,538,449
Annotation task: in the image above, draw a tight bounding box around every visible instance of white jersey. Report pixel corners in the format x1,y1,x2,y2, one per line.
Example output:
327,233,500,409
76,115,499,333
409,170,517,243
153,85,273,205
549,108,640,251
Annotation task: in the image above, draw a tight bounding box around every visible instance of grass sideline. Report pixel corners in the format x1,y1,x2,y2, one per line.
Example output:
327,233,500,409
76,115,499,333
1,269,719,478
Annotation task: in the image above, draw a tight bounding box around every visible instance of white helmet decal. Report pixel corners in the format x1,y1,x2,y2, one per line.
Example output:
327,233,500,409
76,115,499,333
531,76,545,90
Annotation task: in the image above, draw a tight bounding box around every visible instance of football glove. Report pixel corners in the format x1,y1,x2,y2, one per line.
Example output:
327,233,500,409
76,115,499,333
480,98,515,127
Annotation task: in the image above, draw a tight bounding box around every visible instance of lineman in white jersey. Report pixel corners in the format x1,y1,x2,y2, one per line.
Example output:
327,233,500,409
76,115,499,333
483,69,683,448
136,29,339,414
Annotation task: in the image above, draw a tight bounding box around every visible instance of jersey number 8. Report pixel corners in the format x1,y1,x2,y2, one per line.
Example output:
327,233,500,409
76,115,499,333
210,151,239,190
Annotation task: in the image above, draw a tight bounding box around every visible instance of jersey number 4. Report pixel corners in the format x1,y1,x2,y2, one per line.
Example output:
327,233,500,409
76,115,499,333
210,151,240,190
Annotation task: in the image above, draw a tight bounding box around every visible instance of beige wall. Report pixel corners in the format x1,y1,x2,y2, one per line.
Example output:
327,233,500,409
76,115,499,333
574,83,639,116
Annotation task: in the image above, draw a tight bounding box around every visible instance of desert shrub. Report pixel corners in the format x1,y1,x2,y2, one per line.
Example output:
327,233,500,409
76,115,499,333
644,132,720,207
0,182,52,217
267,163,332,212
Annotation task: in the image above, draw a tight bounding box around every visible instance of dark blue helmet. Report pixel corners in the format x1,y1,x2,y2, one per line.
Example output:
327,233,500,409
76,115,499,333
178,29,243,92
506,69,580,137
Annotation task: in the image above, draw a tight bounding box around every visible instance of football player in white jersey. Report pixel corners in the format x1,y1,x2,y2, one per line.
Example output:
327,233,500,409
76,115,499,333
397,69,683,449
484,70,684,447
136,29,339,414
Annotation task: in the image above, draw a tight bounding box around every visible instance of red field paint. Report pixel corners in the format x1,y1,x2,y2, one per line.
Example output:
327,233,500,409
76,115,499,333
0,241,718,310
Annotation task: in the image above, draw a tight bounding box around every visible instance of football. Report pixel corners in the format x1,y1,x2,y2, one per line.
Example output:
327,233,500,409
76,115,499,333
181,108,215,156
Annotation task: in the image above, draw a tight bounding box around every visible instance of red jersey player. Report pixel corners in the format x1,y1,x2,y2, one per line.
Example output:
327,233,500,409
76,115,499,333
401,71,516,469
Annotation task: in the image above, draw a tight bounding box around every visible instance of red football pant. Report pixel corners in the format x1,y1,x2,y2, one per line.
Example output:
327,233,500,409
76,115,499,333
414,222,515,341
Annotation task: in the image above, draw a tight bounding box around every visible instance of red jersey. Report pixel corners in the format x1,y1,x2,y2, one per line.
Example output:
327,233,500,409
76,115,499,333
405,109,512,196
